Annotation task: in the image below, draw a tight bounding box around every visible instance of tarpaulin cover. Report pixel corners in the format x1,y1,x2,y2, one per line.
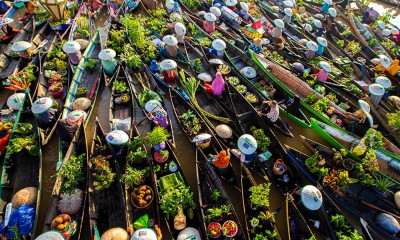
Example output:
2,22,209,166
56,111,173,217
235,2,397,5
0,204,35,237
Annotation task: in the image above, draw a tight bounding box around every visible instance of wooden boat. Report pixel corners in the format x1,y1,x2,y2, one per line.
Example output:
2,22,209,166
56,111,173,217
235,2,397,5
69,3,91,41
310,118,400,181
88,120,127,239
240,164,282,239
196,149,245,239
42,123,88,239
285,137,398,239
0,4,31,46
169,87,240,190
0,91,42,237
360,217,384,240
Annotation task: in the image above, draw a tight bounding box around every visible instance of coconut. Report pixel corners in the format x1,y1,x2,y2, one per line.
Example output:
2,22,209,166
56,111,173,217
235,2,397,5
57,189,83,215
101,228,129,240
11,187,38,208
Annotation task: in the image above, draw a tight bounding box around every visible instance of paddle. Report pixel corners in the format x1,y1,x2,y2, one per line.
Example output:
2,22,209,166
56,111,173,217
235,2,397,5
361,200,400,220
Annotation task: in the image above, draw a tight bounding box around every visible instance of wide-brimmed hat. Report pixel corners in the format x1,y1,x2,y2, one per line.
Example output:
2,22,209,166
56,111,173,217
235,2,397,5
35,231,65,240
391,28,399,35
298,38,308,46
323,0,332,5
284,8,293,17
377,20,385,30
328,8,337,17
283,0,294,7
225,0,237,6
98,49,116,60
198,72,212,82
375,76,391,89
106,130,129,145
66,110,86,125
315,14,324,20
131,228,158,240
306,41,318,52
174,22,186,36
292,62,304,72
273,19,285,29
204,12,217,22
210,7,221,17
237,134,257,154
209,58,224,65
300,185,323,210
192,133,212,142
7,93,25,110
0,18,13,26
379,55,391,68
145,100,162,112
63,41,80,53
253,38,262,46
240,2,248,12
177,227,201,240
316,37,328,47
212,39,226,51
215,124,233,139
160,59,177,70
163,35,178,46
369,83,385,97
32,97,53,114
12,41,31,52
382,29,391,37
240,66,257,78
358,99,370,113
154,108,168,119
165,0,174,9
319,61,331,72
261,38,270,45
313,19,322,29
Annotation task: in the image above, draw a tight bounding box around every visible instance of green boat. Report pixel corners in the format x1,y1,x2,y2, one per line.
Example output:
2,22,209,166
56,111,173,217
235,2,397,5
310,118,400,183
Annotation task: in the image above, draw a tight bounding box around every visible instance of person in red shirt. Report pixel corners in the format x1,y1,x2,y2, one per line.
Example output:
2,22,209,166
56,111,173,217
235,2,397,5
0,130,10,156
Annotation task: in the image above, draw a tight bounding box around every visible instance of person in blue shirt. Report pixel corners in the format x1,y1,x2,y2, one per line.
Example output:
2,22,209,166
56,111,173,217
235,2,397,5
320,0,332,14
248,38,263,54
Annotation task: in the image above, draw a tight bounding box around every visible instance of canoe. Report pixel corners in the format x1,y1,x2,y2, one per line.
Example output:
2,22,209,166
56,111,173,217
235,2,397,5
0,91,42,237
0,4,31,46
69,3,92,41
240,163,282,239
196,149,245,239
42,123,88,239
286,137,398,239
169,87,241,190
88,120,127,239
310,117,400,182
58,28,103,160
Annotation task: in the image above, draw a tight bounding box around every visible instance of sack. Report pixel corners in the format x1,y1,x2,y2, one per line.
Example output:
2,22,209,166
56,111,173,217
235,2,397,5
112,117,131,132
266,85,276,98
72,97,92,111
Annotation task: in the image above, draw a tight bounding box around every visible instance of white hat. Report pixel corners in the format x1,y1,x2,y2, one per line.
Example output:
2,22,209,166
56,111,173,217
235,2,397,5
204,12,217,22
379,55,391,68
261,38,270,45
237,134,257,154
66,110,86,125
306,41,318,52
273,19,285,29
165,0,174,9
323,0,332,5
284,8,293,17
300,185,323,210
160,59,177,70
315,14,324,20
163,35,178,46
370,58,380,65
197,72,212,82
316,37,328,47
177,227,201,240
358,99,370,113
0,18,13,26
63,41,80,54
328,8,337,18
174,22,186,36
391,28,399,35
377,20,385,30
210,7,221,17
130,228,157,240
106,130,129,145
35,230,65,240
283,0,294,7
240,66,257,78
12,41,31,52
319,61,331,72
145,100,162,112
313,19,322,29
382,29,391,37
225,0,237,6
32,97,53,114
209,58,224,65
375,76,391,89
240,2,248,12
98,49,116,60
212,39,226,51
369,83,385,97
298,39,308,46
7,93,25,110
215,124,233,139
192,133,212,142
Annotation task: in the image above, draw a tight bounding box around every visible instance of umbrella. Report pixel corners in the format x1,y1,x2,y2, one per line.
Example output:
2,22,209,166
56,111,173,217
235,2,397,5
204,12,217,22
300,185,323,210
130,228,157,240
197,72,212,82
11,41,31,52
160,59,177,70
7,93,25,110
192,133,212,142
237,134,257,154
212,39,226,51
98,49,116,60
106,130,129,145
215,124,233,139
145,100,162,112
240,66,257,79
66,110,86,125
32,97,53,114
0,18,13,27
177,227,201,240
63,41,80,53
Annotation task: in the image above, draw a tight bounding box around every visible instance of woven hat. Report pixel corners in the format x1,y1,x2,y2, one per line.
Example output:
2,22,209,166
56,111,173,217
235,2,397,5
209,58,224,65
273,19,285,29
163,35,178,46
358,99,370,113
237,134,257,154
298,39,308,46
63,41,80,53
215,124,233,139
212,39,226,51
369,83,385,97
131,228,157,240
261,38,270,45
316,37,328,47
323,0,332,5
192,133,212,142
292,62,304,72
160,59,177,70
32,97,53,114
319,61,331,72
240,66,257,78
204,12,217,22
0,18,13,26
306,41,318,52
35,231,65,240
106,130,129,145
303,23,313,32
377,20,385,30
7,93,25,110
315,14,324,20
66,110,86,125
197,72,212,82
145,100,162,112
391,28,399,35
98,49,116,60
154,108,168,119
254,38,262,47
328,8,337,17
379,55,391,68
283,0,294,7
284,8,293,17
101,228,129,240
174,22,186,36
382,29,391,37
12,41,31,52
313,19,322,29
301,185,323,210
375,76,391,89
225,0,237,6
240,2,248,12
11,187,38,208
210,7,221,17
177,227,201,240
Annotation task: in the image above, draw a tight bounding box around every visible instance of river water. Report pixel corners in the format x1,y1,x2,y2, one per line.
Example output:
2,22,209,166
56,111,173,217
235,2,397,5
27,2,398,240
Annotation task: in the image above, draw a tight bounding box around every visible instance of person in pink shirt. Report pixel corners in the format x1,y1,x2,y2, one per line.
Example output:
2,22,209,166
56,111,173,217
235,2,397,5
203,12,216,34
305,40,318,60
312,61,331,82
211,72,225,97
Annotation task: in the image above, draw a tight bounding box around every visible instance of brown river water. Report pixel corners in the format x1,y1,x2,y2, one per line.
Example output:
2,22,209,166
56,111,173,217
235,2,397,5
0,1,391,239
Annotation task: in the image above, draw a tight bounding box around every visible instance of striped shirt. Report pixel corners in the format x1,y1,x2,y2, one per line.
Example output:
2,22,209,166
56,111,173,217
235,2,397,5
267,105,280,123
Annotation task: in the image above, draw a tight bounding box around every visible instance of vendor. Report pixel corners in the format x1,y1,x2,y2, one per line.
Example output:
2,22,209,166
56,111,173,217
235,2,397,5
1,21,21,40
305,40,318,60
150,108,169,128
390,28,400,43
312,61,331,82
283,8,293,24
325,8,337,28
174,22,186,43
320,0,332,14
207,38,226,58
270,19,284,43
56,110,86,144
209,148,231,173
11,40,32,61
161,35,179,58
374,55,392,73
239,2,251,21
160,59,177,84
98,48,117,76
32,97,58,127
19,1,39,22
258,100,280,123
345,105,373,137
248,38,263,54
315,36,327,56
204,72,225,97
203,12,217,34
273,37,285,50
336,0,349,9
284,95,301,117
225,0,237,11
